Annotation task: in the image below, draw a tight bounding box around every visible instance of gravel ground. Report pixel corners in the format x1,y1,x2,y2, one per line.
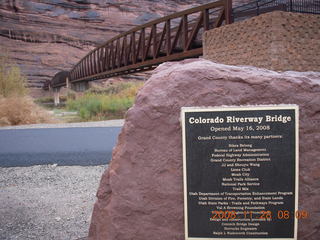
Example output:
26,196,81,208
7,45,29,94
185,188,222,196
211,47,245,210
0,164,107,240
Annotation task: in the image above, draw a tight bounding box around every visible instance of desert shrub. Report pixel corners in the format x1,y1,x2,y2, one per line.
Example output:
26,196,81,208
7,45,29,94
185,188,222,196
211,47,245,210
0,96,56,126
0,53,55,126
66,81,144,120
0,53,28,97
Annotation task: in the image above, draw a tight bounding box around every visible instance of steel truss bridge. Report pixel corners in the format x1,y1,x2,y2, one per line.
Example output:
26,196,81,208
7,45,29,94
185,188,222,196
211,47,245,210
48,0,232,89
46,0,319,90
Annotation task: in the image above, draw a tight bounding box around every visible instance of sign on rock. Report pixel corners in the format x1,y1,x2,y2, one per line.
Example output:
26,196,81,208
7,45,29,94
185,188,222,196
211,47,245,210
181,105,299,240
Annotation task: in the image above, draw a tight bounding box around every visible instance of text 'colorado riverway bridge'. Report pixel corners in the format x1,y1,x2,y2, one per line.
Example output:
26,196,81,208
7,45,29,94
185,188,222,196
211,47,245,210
46,0,320,90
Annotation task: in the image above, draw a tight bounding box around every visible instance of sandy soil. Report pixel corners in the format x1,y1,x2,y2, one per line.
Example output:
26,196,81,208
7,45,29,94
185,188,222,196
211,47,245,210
0,164,106,240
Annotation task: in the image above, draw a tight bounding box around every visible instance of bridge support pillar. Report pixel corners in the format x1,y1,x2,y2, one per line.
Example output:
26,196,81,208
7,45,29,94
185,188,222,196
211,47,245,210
66,77,70,89
53,88,60,106
226,0,233,24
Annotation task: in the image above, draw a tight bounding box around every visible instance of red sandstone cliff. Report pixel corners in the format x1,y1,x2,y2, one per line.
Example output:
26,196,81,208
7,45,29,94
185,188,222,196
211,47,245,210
0,0,251,89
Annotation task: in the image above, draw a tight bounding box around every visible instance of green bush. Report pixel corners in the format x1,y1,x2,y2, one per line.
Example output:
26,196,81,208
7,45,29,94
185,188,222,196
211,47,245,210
0,53,28,97
66,81,143,121
88,81,138,95
34,96,54,104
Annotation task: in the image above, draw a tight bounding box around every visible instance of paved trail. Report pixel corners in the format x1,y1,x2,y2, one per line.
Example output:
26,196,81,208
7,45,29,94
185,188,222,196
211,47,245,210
0,126,122,167
0,121,124,239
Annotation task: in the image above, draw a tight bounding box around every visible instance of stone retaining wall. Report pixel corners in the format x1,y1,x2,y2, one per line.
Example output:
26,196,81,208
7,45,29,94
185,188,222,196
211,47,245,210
203,11,320,72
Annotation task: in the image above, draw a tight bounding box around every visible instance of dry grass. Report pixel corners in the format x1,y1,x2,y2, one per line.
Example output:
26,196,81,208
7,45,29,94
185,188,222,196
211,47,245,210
0,52,56,126
0,96,56,126
0,53,28,97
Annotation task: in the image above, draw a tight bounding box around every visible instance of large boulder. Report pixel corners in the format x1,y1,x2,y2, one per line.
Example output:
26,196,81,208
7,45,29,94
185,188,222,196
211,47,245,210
88,59,320,240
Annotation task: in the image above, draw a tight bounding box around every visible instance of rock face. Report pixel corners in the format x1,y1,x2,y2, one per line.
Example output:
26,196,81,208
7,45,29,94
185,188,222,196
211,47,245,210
89,59,320,240
0,0,250,89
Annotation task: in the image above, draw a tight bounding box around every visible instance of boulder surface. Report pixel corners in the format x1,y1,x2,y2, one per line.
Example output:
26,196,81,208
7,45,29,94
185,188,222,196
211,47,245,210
89,59,320,240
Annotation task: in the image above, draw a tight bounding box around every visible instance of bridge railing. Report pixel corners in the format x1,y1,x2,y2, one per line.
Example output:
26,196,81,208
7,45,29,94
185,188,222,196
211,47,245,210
233,0,320,20
64,0,232,87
